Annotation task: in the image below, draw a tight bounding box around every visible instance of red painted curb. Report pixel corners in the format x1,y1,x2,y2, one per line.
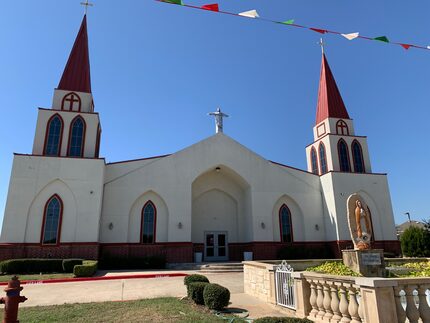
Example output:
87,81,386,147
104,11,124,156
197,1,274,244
0,273,188,286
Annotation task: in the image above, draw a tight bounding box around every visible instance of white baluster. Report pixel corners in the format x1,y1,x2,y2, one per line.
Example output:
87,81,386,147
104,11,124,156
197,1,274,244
339,284,351,323
405,285,420,323
418,284,430,323
308,279,319,320
331,282,342,323
322,281,333,321
348,285,361,323
393,286,406,323
316,280,326,320
356,287,365,323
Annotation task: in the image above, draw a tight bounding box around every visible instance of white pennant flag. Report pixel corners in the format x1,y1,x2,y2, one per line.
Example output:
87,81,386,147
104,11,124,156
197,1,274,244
341,32,359,41
238,9,259,18
427,46,430,50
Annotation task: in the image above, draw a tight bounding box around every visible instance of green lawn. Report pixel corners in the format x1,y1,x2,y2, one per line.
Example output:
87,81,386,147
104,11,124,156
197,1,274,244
0,273,74,282
14,298,232,323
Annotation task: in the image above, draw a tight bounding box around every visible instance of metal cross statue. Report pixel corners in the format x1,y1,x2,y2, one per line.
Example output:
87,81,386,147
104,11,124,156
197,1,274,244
80,0,94,14
208,108,229,134
318,38,325,54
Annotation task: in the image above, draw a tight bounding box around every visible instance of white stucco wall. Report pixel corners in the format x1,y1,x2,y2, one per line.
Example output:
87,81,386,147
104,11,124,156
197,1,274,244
320,172,397,242
52,89,93,113
32,108,100,158
1,155,105,243
101,134,326,244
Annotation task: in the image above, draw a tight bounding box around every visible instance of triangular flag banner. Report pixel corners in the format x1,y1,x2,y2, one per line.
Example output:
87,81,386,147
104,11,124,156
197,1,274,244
238,10,259,18
374,36,389,43
341,32,359,40
310,28,327,34
281,19,294,25
400,44,411,50
201,4,219,12
163,0,183,4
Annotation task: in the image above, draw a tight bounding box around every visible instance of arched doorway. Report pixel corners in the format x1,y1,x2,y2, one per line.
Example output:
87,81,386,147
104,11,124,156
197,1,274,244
192,165,250,261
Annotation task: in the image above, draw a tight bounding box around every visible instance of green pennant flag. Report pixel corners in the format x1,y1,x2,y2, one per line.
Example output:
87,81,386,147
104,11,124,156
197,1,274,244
281,19,294,25
164,0,183,5
373,36,389,43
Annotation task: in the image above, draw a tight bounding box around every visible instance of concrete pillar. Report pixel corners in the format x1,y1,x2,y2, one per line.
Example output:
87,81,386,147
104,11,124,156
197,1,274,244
355,277,398,323
291,272,312,318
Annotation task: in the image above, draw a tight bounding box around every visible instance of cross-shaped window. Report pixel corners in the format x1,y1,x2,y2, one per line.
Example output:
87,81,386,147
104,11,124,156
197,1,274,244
61,92,81,111
336,120,349,135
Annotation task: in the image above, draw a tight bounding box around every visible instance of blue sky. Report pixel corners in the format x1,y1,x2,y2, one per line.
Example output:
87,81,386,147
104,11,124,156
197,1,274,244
0,0,429,227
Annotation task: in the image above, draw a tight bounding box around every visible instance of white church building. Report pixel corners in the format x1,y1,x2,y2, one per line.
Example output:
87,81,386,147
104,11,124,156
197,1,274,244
0,15,400,263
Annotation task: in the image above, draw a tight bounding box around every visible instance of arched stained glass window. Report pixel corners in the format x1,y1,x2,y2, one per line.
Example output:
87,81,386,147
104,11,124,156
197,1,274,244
44,115,63,156
319,143,328,174
141,201,156,244
352,140,365,173
41,195,62,245
338,139,351,172
311,147,318,174
67,116,85,157
336,120,349,135
279,204,292,243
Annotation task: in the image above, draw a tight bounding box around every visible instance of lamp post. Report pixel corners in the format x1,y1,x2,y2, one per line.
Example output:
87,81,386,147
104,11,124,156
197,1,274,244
405,212,411,223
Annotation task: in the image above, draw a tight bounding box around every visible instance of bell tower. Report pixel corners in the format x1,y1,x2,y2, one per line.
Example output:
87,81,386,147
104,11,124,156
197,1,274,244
32,15,101,158
305,53,371,175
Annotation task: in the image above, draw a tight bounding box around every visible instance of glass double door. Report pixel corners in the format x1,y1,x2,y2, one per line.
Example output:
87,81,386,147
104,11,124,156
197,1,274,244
204,231,228,261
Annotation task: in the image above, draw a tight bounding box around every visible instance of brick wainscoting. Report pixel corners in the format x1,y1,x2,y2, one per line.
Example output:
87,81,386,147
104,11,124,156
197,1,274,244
99,243,194,263
0,243,99,261
0,240,400,262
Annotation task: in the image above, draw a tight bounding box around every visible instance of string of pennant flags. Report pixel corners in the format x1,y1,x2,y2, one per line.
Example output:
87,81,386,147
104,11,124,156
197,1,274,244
158,0,430,52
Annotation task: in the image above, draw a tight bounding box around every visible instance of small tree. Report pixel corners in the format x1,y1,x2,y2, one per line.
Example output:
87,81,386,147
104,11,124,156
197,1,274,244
401,226,430,257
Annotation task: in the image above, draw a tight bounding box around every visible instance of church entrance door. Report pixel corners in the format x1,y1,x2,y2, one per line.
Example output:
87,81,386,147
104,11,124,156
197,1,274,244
204,231,228,262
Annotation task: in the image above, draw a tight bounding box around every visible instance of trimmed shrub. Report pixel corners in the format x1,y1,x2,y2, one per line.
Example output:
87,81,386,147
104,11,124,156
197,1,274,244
62,259,83,273
183,274,209,286
188,282,209,305
0,259,63,274
73,260,98,277
203,283,230,310
99,255,166,270
254,317,313,323
401,226,430,257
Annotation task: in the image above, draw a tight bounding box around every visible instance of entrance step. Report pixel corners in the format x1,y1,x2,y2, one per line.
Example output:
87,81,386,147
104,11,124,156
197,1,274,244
199,262,244,273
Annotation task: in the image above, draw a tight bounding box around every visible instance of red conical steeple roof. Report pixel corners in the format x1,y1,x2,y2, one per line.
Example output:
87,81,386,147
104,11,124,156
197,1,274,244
58,15,91,93
315,54,349,124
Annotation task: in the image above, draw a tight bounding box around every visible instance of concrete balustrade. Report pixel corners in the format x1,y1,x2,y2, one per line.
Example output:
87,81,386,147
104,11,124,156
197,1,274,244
293,273,430,323
243,261,430,323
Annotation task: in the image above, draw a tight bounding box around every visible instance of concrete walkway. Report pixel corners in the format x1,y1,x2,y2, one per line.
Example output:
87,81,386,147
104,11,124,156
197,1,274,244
18,270,289,319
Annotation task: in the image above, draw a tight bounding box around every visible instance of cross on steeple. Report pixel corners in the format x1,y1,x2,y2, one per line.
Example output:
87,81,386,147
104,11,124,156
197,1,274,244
208,108,229,134
80,0,94,14
318,38,325,54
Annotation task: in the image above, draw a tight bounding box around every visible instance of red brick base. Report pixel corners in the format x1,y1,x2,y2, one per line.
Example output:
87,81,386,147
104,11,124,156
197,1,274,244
0,240,401,262
0,243,99,261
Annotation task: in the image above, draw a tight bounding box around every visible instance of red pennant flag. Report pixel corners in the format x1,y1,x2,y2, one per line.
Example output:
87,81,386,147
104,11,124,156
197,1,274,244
401,44,411,50
310,28,327,34
201,3,219,12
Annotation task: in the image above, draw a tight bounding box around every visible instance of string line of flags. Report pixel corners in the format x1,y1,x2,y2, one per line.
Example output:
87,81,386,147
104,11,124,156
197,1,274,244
157,0,430,52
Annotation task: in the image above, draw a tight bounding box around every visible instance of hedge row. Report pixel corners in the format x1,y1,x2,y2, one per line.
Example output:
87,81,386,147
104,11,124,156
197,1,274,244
184,274,230,310
62,259,83,273
0,259,64,274
73,260,98,277
0,258,91,275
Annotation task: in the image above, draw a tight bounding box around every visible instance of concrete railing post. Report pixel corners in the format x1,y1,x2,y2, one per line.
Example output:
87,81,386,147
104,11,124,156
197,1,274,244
355,277,398,323
291,272,311,319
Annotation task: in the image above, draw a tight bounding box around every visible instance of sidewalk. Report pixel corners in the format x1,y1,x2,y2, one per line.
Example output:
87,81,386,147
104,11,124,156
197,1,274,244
17,270,289,319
